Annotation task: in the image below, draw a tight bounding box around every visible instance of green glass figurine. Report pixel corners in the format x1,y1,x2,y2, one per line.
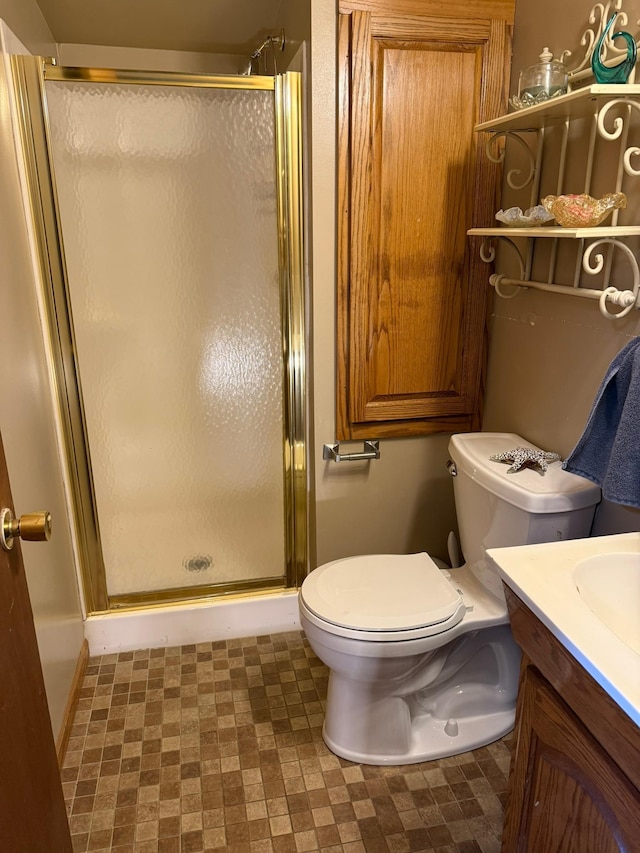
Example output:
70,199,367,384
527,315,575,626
591,11,637,84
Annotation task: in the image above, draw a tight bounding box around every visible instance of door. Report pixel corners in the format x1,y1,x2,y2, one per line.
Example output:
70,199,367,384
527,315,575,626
0,431,72,851
13,57,306,613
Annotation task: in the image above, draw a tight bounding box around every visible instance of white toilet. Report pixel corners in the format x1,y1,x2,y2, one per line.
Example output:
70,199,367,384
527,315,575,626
300,432,601,765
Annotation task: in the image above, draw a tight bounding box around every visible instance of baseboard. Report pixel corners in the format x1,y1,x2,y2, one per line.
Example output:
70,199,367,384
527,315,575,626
84,590,301,656
55,639,89,767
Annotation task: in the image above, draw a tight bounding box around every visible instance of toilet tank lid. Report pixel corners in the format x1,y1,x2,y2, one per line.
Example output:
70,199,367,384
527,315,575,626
448,432,601,513
300,552,464,633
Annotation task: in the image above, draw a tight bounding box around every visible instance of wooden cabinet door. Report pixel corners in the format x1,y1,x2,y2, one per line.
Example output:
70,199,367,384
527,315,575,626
503,664,640,852
337,1,512,438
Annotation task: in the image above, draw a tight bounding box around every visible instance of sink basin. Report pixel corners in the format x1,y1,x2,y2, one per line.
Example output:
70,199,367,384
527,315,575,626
575,553,640,656
487,532,640,726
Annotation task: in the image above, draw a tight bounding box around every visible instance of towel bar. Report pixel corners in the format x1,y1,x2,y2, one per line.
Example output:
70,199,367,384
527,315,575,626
323,440,380,463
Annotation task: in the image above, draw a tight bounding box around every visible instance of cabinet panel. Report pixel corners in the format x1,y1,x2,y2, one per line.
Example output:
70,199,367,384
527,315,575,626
504,585,640,792
504,665,640,852
337,6,511,438
360,38,477,420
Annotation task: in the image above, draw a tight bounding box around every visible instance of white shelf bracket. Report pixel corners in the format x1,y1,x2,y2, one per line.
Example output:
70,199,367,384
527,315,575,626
485,131,538,190
478,236,526,280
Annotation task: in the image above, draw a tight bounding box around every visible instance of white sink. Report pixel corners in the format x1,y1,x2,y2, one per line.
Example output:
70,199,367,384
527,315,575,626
575,553,640,656
487,532,640,726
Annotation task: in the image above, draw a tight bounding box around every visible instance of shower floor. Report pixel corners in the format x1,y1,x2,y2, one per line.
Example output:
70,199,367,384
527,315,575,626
102,500,286,597
62,631,511,852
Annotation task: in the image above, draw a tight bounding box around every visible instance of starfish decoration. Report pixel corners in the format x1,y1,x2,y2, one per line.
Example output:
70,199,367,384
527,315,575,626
489,447,562,475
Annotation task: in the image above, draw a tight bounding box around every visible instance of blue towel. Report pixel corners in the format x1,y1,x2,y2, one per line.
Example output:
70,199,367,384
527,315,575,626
562,337,640,507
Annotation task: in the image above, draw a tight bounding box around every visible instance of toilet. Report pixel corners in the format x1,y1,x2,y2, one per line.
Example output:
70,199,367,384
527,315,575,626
300,432,601,765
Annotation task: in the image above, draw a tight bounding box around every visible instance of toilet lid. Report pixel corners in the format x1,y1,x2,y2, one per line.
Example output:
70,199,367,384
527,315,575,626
300,553,464,634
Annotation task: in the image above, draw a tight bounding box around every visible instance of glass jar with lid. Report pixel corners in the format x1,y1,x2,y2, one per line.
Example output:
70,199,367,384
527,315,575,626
511,48,569,109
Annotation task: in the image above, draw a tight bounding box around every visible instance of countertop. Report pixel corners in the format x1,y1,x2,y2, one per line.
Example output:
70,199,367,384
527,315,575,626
487,532,640,727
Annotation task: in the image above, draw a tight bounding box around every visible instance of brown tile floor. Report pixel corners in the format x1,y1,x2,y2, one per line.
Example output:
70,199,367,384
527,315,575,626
62,631,512,853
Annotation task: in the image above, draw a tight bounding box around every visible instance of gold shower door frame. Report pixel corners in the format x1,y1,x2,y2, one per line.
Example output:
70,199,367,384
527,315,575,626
11,56,307,613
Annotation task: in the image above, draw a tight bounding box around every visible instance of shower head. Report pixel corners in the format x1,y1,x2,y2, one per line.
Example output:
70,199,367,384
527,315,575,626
251,30,285,61
240,29,286,76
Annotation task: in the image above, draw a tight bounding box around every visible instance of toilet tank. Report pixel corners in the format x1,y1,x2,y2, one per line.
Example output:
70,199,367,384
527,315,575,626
448,432,601,598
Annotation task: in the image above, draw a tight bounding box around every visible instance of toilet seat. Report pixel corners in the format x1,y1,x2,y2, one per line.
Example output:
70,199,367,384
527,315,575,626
300,553,466,641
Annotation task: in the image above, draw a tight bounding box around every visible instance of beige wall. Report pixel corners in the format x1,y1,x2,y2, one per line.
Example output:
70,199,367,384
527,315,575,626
0,0,55,54
58,43,242,73
482,0,640,534
17,0,634,676
11,1,633,641
0,15,84,738
58,2,311,76
276,0,311,70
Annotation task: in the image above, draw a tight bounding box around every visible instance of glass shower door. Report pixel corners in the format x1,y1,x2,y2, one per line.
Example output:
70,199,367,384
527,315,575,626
44,78,289,602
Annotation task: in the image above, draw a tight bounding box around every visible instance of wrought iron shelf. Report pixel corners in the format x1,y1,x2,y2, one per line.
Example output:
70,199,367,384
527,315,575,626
470,1,640,319
476,85,640,133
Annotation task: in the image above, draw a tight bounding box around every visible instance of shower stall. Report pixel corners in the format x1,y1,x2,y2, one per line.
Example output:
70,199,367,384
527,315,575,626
12,56,306,614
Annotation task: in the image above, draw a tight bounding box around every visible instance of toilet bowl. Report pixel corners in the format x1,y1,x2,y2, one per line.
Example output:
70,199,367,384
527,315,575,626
300,432,601,765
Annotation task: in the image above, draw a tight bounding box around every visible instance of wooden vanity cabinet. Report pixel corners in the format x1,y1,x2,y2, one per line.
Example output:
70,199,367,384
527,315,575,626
503,586,640,853
336,0,514,439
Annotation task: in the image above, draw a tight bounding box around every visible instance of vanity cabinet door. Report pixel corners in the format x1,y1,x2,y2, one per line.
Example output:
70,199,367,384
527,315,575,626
503,664,640,852
337,0,513,439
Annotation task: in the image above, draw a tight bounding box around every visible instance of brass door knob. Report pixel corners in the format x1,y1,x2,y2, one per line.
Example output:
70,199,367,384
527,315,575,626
1,508,52,551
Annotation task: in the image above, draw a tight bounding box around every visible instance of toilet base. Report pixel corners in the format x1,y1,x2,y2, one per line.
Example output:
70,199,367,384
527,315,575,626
322,706,514,766
307,615,521,766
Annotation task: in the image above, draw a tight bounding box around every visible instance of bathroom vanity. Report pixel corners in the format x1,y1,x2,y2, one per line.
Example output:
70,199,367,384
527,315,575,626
488,534,640,852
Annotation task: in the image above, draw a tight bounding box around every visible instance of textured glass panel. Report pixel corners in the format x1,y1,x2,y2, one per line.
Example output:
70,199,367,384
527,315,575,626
45,81,284,596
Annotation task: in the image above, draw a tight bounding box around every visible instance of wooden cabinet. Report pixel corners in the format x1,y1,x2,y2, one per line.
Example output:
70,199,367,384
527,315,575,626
503,587,640,853
337,0,514,439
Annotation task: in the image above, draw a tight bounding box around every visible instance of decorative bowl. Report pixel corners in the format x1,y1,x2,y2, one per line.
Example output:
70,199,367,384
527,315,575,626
541,192,627,227
495,205,555,227
509,89,565,110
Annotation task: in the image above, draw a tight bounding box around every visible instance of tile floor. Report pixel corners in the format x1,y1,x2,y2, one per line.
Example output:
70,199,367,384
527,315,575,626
62,631,512,853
